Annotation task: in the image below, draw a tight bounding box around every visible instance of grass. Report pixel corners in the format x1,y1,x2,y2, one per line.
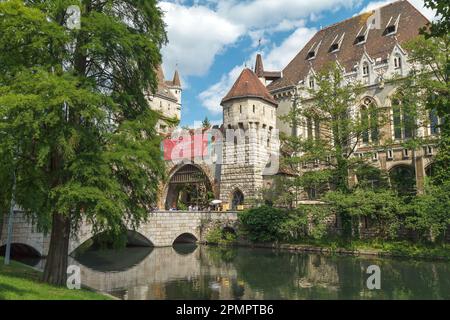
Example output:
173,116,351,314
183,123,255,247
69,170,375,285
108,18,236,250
290,238,450,260
0,257,111,300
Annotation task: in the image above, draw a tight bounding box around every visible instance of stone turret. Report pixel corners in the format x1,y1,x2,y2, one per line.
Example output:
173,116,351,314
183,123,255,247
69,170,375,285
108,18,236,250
146,65,182,134
219,64,279,209
167,69,182,105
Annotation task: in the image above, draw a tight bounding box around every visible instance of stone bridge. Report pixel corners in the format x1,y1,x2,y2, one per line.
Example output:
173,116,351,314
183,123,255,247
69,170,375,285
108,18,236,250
0,210,238,257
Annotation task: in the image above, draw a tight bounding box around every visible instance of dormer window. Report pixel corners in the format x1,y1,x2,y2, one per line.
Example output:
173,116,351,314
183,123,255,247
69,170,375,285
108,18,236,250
383,15,400,36
394,55,402,69
384,25,396,36
329,43,339,53
362,62,369,76
355,35,365,45
306,51,316,60
309,77,315,89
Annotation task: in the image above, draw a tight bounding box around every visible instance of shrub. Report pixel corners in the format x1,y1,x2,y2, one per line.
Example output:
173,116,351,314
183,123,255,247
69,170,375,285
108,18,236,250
324,188,406,239
206,226,237,245
238,205,287,242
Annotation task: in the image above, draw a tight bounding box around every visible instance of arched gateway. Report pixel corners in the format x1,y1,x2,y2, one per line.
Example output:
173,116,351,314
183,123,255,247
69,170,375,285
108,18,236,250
162,164,217,210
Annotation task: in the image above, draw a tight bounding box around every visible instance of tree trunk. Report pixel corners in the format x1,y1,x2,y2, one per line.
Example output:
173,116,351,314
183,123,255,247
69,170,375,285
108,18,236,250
0,213,4,240
43,213,71,286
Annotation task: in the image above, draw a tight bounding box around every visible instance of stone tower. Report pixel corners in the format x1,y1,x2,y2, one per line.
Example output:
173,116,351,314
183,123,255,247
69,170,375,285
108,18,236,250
219,61,279,209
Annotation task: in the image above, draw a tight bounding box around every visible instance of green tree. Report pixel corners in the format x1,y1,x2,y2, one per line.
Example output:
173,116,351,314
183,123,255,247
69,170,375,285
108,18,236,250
202,116,211,129
415,1,450,186
423,0,449,38
280,62,385,237
0,0,166,285
398,34,449,185
408,181,450,243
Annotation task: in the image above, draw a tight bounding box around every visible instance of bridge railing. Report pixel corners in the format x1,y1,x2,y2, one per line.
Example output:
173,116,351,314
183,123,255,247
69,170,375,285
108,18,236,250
152,210,238,220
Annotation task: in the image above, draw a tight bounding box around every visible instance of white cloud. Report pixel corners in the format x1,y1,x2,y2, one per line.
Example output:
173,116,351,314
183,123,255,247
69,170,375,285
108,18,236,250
198,64,244,114
359,0,393,13
216,0,360,30
160,2,245,78
161,0,365,78
264,27,317,71
198,26,317,114
359,0,436,21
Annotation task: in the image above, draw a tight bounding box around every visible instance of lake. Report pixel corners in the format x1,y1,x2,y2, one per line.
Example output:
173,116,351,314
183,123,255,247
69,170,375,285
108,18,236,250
54,245,450,300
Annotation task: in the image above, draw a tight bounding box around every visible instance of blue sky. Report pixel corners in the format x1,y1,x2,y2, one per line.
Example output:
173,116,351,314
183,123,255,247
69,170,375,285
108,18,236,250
158,0,435,127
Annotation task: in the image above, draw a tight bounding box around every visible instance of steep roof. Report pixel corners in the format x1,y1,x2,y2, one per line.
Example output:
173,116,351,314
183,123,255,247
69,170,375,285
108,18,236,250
155,65,178,102
172,70,181,87
267,0,429,92
255,54,265,78
221,68,278,106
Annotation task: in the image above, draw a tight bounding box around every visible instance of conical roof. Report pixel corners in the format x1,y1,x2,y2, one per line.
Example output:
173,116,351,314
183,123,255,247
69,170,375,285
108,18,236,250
221,68,278,107
172,70,181,87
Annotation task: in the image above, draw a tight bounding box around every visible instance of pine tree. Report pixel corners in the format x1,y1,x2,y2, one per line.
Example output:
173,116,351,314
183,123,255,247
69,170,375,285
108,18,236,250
0,0,167,285
202,116,211,129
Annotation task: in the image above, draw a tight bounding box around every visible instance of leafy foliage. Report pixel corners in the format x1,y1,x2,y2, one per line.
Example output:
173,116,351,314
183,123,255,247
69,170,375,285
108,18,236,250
238,206,287,243
407,180,450,242
324,189,406,239
206,226,237,246
0,0,167,284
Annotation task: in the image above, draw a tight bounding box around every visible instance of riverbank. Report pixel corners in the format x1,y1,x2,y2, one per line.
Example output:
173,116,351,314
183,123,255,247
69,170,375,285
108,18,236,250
0,257,111,300
238,240,450,261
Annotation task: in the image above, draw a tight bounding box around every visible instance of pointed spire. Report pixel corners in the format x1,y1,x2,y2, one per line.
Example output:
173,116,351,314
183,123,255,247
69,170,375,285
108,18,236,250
156,65,165,85
172,69,181,87
254,53,264,78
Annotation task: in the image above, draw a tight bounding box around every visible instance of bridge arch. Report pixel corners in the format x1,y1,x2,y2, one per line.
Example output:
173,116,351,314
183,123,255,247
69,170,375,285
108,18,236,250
0,242,42,258
172,232,198,245
70,229,154,256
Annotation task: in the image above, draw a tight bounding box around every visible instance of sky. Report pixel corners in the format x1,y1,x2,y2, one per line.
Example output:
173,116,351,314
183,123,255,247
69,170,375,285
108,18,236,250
158,0,436,128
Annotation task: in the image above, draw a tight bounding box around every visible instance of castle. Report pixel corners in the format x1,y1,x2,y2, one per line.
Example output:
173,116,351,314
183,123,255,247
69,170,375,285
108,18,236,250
152,0,437,210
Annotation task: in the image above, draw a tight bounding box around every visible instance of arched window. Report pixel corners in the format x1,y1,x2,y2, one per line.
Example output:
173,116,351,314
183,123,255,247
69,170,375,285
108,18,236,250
429,109,440,135
231,189,244,210
306,117,313,140
360,98,379,144
392,98,415,140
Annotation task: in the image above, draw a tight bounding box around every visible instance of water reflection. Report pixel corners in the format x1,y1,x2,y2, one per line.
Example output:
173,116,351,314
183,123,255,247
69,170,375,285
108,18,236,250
74,247,154,272
71,245,450,300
